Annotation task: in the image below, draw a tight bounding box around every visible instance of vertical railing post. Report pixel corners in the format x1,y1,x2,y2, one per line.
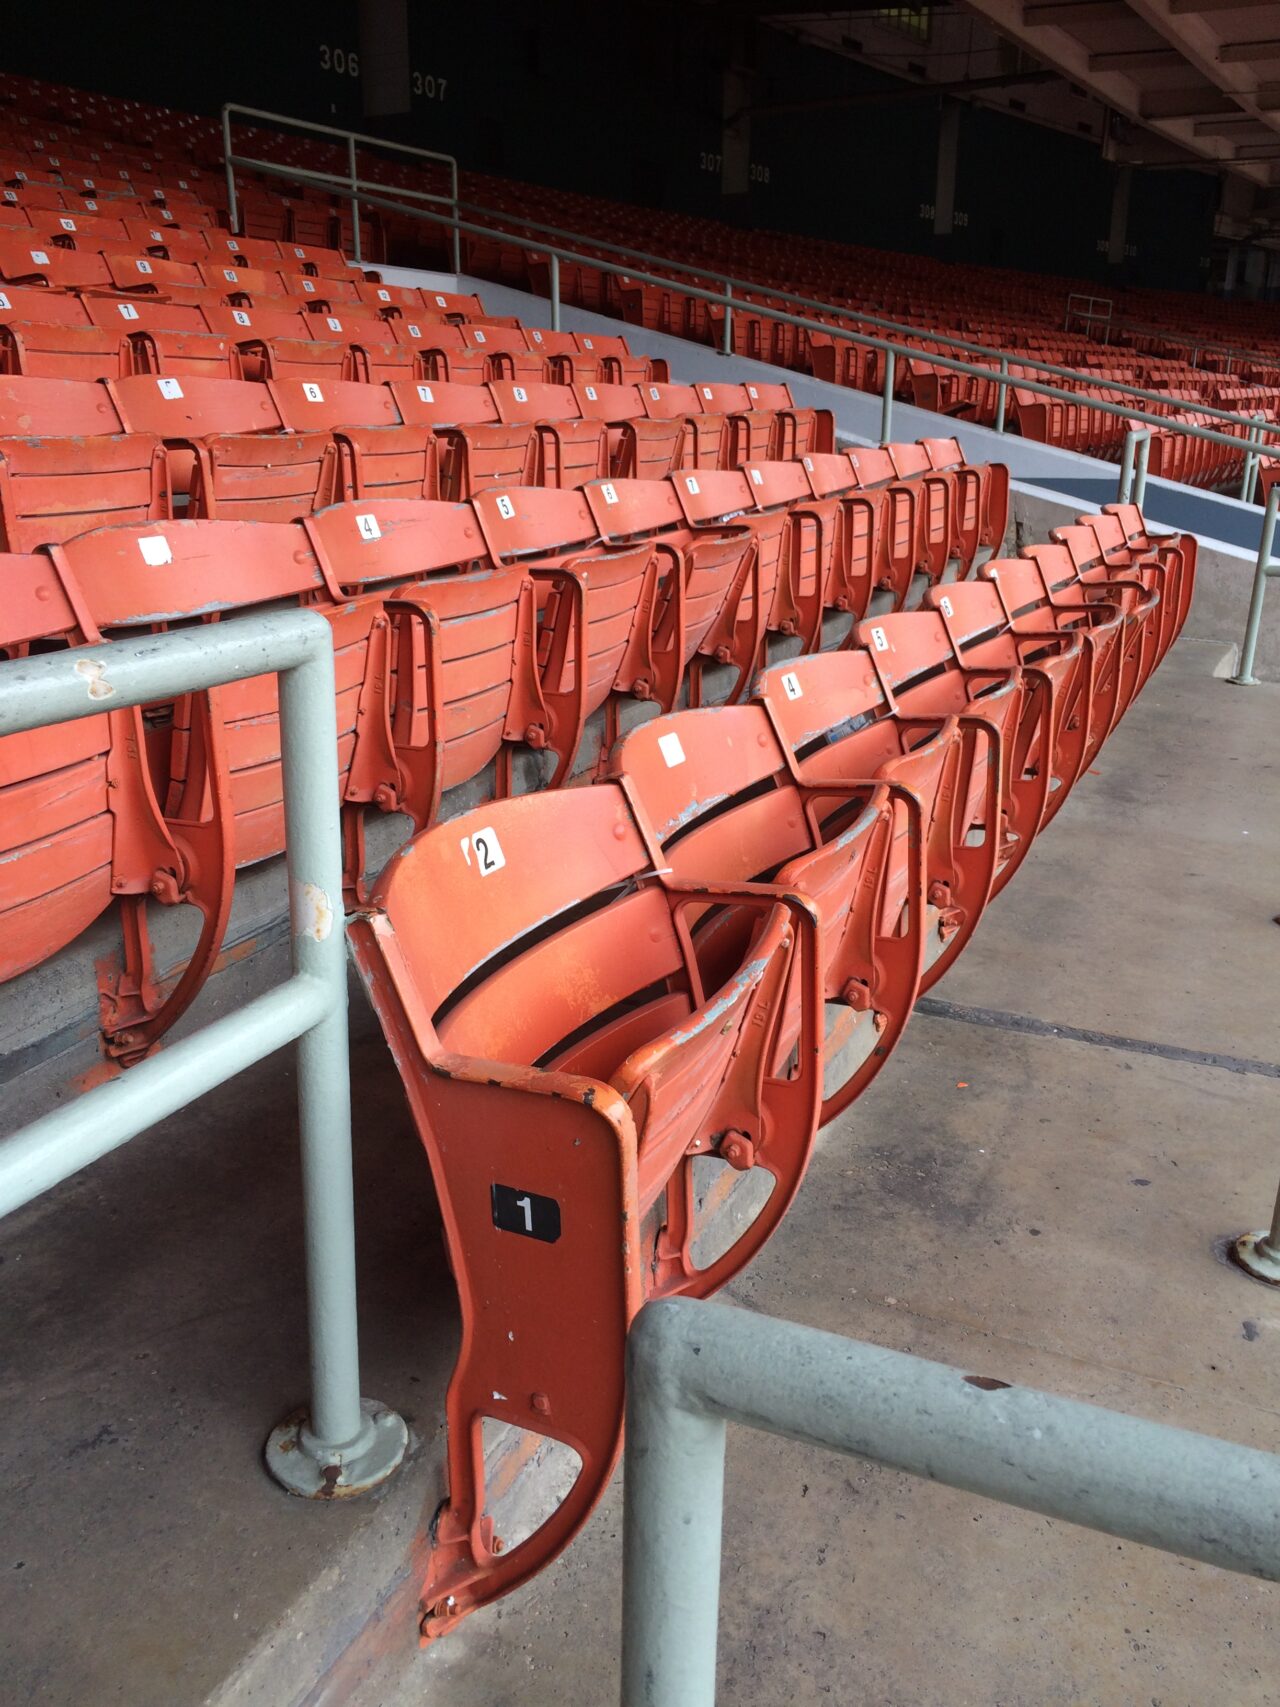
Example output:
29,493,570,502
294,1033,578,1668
1118,428,1139,504
451,162,462,276
550,252,561,333
1239,414,1264,504
1133,432,1150,510
880,347,896,445
1234,1173,1280,1283
622,1318,728,1707
994,356,1009,435
722,280,733,356
1231,482,1280,687
222,105,239,235
347,134,362,266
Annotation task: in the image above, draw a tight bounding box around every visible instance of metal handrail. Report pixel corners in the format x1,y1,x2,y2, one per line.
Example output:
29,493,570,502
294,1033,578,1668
0,610,407,1499
1231,482,1280,686
622,1298,1280,1705
219,132,1280,446
223,157,1280,475
221,101,460,273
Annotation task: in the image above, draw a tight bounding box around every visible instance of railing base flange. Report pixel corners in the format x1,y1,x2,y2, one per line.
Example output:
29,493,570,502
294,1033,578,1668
1231,1231,1280,1286
266,1397,409,1498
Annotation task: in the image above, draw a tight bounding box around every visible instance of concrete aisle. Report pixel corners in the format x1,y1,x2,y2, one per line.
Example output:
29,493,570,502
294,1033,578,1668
408,639,1280,1707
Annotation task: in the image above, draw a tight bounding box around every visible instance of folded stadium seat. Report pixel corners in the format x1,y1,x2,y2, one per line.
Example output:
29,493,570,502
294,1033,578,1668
469,483,671,761
108,374,285,436
992,549,1135,756
382,378,527,498
121,221,212,263
737,458,848,646
457,323,544,382
640,382,726,467
569,380,682,478
35,209,128,245
346,779,822,1637
188,432,342,522
571,330,665,385
0,237,110,288
332,424,437,502
919,436,1008,560
418,287,485,321
0,433,170,549
1043,524,1165,703
1084,503,1196,655
265,376,402,433
279,272,363,308
883,442,956,582
523,326,602,383
609,700,923,1124
669,466,798,675
796,450,883,617
404,323,487,384
212,233,295,267
124,329,239,380
755,640,999,994
845,446,925,608
83,293,214,336
0,282,91,326
197,259,287,298
488,381,608,487
354,280,425,314
922,574,1091,835
277,241,349,276
0,374,124,434
294,307,400,347
0,544,234,1063
0,321,130,380
693,381,779,466
244,335,356,383
740,381,835,459
103,251,203,292
580,474,758,705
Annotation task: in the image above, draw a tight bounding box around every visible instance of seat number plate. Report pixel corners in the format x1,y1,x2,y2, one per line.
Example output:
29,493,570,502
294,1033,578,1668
491,1185,560,1243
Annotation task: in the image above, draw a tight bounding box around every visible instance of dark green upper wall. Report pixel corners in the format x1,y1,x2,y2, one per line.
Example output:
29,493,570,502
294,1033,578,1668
2,0,1216,292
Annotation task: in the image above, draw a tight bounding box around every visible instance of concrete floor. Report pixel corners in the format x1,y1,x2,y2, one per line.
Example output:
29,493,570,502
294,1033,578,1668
3,637,1278,1706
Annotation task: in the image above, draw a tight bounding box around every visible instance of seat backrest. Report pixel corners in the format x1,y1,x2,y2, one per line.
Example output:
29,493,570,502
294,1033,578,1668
389,377,499,426
0,282,91,326
108,374,283,437
266,376,402,431
489,381,578,424
0,374,123,435
571,380,644,420
640,382,701,421
189,431,339,522
472,484,599,562
0,433,169,548
302,497,491,590
695,381,751,413
581,475,686,542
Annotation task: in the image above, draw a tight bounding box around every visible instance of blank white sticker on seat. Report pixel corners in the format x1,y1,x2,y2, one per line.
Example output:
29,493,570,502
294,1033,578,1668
417,384,434,402
781,672,802,700
303,383,324,402
138,536,172,566
658,732,686,768
465,827,505,875
495,495,516,519
356,514,381,541
326,317,342,331
117,302,140,320
156,377,183,399
870,626,889,651
600,482,618,506
750,468,763,485
512,386,528,402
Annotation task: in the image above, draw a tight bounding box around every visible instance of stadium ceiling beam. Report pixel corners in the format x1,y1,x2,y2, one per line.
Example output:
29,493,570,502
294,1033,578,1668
1218,40,1280,65
747,66,1059,118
